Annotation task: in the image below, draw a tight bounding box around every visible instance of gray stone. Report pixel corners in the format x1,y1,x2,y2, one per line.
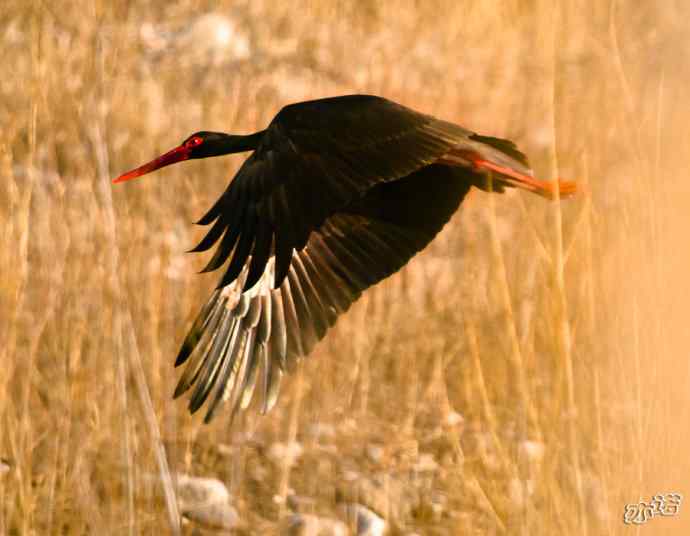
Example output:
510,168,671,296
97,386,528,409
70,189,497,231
339,503,386,536
337,471,418,523
287,493,317,512
184,502,240,531
173,473,239,531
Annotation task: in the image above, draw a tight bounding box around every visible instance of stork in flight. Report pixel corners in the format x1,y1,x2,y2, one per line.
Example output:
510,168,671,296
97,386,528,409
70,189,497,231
115,94,575,423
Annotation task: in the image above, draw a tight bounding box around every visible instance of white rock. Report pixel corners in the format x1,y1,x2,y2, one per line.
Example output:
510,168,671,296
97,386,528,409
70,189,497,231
175,473,230,508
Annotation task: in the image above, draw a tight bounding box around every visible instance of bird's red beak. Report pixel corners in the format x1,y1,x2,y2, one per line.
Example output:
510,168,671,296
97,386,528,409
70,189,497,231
113,144,191,183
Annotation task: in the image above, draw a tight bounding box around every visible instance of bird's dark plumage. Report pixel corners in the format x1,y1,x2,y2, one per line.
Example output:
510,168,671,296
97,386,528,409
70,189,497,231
115,94,575,422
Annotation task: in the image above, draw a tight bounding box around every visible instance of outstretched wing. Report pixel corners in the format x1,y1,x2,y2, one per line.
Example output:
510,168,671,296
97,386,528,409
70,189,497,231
175,165,473,421
190,95,475,293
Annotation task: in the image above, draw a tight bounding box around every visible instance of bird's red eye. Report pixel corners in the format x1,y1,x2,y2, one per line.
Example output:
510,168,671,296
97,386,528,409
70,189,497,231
187,136,203,147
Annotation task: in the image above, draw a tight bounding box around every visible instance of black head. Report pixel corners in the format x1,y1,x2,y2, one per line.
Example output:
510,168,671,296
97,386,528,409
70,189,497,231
181,131,234,159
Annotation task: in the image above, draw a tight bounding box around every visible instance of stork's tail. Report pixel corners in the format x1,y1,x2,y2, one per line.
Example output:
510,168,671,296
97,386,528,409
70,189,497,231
439,134,577,199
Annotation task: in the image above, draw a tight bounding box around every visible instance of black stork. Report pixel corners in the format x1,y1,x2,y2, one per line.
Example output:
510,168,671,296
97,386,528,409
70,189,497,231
115,94,575,423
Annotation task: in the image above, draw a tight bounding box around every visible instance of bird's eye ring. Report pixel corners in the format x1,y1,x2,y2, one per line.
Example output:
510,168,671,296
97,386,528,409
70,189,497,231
187,136,203,147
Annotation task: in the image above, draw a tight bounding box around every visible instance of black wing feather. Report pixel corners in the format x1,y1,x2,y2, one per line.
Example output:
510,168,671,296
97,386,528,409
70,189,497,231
175,164,473,421
194,95,473,293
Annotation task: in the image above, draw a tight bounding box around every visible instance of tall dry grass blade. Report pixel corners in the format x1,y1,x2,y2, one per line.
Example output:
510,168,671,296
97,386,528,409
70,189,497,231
91,122,181,535
515,195,553,268
463,315,514,473
542,3,585,530
466,475,507,533
276,363,305,519
563,155,591,266
486,175,539,440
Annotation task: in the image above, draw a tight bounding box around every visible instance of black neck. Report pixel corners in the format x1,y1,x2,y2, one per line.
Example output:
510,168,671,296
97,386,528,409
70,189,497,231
221,130,266,154
193,130,266,159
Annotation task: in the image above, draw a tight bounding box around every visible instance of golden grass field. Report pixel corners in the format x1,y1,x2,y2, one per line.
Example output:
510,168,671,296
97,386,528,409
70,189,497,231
2,0,690,533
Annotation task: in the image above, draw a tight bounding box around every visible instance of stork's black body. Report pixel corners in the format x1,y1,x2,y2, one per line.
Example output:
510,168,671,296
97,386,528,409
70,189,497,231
115,94,574,422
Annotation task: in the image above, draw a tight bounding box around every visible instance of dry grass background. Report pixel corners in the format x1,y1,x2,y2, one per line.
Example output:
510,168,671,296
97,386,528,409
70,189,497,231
2,0,690,534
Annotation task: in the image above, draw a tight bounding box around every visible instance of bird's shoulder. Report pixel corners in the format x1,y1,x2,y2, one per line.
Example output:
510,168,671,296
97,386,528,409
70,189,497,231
274,94,415,124
262,94,442,153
